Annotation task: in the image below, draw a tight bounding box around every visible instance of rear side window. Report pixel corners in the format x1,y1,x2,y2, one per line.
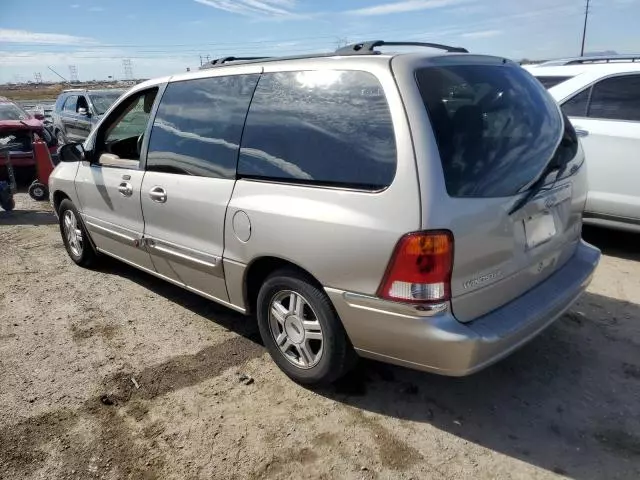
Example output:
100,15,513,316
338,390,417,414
238,70,396,190
561,88,590,117
416,64,563,198
147,74,259,178
588,74,640,121
535,76,572,89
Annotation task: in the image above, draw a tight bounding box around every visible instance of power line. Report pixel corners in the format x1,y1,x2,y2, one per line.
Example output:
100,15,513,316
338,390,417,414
580,0,590,56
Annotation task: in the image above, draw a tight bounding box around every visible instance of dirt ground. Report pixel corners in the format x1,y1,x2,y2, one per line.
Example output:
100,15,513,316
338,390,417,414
1,193,639,480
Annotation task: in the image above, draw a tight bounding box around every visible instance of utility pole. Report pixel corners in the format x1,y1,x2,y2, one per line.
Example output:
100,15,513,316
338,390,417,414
580,0,590,57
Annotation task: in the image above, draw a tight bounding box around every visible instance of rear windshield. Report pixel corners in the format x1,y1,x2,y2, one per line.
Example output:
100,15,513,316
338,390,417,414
535,75,572,89
416,64,563,197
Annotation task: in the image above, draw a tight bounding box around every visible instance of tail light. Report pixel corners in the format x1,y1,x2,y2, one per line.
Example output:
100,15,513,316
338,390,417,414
377,231,454,304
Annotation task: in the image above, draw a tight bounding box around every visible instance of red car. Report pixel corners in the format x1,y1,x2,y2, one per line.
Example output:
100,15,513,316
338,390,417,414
0,96,57,177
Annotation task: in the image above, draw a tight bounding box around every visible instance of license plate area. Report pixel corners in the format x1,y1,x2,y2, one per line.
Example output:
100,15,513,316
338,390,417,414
524,211,556,250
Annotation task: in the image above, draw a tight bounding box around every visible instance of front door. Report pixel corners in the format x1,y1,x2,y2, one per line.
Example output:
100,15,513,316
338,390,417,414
75,86,160,271
140,72,260,303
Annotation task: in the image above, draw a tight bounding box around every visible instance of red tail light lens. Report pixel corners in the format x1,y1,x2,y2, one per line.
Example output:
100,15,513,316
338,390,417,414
377,231,454,304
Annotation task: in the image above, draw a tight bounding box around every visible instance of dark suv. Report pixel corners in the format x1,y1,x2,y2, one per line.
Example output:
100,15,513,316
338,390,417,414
52,89,124,145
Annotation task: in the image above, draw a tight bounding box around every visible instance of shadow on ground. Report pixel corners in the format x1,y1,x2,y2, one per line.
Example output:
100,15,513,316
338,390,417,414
94,239,639,480
317,291,640,479
0,209,57,226
98,260,260,343
582,226,639,262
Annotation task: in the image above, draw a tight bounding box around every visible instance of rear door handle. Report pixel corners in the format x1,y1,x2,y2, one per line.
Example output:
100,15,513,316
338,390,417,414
574,127,589,138
149,186,167,203
118,182,133,197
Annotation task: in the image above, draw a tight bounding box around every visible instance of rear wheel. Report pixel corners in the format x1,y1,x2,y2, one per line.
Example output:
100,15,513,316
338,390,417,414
28,182,49,201
256,269,356,385
58,199,97,267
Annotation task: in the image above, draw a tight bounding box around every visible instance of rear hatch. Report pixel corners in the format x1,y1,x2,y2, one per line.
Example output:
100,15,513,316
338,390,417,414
410,58,586,322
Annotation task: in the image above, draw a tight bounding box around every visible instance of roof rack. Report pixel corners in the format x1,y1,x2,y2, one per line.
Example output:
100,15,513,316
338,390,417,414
539,54,640,66
335,40,468,55
200,56,271,69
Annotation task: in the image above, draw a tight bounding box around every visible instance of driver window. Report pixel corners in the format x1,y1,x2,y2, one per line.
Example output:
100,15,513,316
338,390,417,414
95,87,158,168
76,96,89,114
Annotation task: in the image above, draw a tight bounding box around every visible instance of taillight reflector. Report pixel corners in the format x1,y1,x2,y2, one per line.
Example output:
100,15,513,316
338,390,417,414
377,231,454,304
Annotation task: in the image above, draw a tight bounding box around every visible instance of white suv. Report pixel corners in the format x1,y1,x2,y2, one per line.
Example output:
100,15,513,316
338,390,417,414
526,57,640,233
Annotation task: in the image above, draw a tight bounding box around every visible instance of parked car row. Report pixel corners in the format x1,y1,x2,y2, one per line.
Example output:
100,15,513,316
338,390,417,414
50,41,601,385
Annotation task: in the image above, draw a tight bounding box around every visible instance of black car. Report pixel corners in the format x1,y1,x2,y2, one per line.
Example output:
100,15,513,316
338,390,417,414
52,89,124,144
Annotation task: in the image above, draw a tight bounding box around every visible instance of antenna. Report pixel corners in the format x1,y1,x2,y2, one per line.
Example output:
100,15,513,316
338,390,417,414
122,58,134,80
580,0,590,56
69,65,79,82
47,66,68,82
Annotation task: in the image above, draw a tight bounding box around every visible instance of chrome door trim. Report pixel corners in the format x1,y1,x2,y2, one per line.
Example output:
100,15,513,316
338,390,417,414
83,216,138,245
144,235,223,277
95,247,246,314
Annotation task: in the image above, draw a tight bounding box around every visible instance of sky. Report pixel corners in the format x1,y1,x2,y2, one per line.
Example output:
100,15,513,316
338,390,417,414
1,0,639,83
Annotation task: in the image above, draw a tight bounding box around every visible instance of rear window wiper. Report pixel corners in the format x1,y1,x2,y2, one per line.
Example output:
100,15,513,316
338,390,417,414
508,157,568,216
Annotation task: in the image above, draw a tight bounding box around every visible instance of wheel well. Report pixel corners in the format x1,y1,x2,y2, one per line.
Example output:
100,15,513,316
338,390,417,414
52,191,70,214
244,257,321,315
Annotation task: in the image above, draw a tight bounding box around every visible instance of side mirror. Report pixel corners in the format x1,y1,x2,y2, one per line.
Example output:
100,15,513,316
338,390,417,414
34,112,45,120
77,107,90,117
58,143,85,163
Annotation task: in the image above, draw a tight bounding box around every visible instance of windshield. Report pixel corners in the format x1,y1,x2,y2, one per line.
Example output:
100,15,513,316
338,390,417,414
416,63,563,198
0,103,29,121
89,91,123,115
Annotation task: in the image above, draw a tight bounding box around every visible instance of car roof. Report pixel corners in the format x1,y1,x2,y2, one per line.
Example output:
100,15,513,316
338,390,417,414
525,62,640,101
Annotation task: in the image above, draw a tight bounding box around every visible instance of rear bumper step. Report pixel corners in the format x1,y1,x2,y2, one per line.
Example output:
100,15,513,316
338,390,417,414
326,240,600,376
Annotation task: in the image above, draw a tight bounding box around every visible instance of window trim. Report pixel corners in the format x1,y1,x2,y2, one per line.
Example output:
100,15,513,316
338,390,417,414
561,72,640,123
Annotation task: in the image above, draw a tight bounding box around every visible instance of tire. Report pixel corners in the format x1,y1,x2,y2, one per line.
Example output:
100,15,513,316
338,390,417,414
28,182,49,201
0,194,15,212
58,199,97,267
256,269,357,385
56,130,67,146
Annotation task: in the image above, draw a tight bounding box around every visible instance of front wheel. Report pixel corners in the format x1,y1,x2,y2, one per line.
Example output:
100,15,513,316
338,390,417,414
58,199,97,267
28,182,48,201
256,269,357,385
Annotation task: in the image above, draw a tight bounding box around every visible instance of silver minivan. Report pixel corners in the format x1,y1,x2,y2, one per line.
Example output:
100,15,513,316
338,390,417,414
50,41,600,385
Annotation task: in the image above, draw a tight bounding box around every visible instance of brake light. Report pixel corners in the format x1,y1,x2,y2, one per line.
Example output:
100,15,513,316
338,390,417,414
377,231,454,304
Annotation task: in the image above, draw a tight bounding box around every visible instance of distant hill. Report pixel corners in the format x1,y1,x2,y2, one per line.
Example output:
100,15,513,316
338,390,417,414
584,50,618,56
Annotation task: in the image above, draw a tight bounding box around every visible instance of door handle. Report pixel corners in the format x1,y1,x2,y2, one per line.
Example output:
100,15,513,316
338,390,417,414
118,182,133,197
574,127,589,138
149,186,167,203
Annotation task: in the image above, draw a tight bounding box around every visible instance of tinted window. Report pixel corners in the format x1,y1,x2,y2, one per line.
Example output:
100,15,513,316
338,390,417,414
63,96,78,112
589,75,640,121
561,88,590,117
416,64,563,197
147,74,259,178
238,70,396,190
535,76,572,89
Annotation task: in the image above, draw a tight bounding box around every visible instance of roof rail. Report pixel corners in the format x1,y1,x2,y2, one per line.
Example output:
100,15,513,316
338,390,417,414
565,54,640,65
200,56,271,69
539,54,640,66
335,40,468,55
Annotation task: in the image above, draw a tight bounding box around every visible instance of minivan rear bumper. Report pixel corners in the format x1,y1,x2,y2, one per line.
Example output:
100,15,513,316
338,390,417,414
325,240,600,376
